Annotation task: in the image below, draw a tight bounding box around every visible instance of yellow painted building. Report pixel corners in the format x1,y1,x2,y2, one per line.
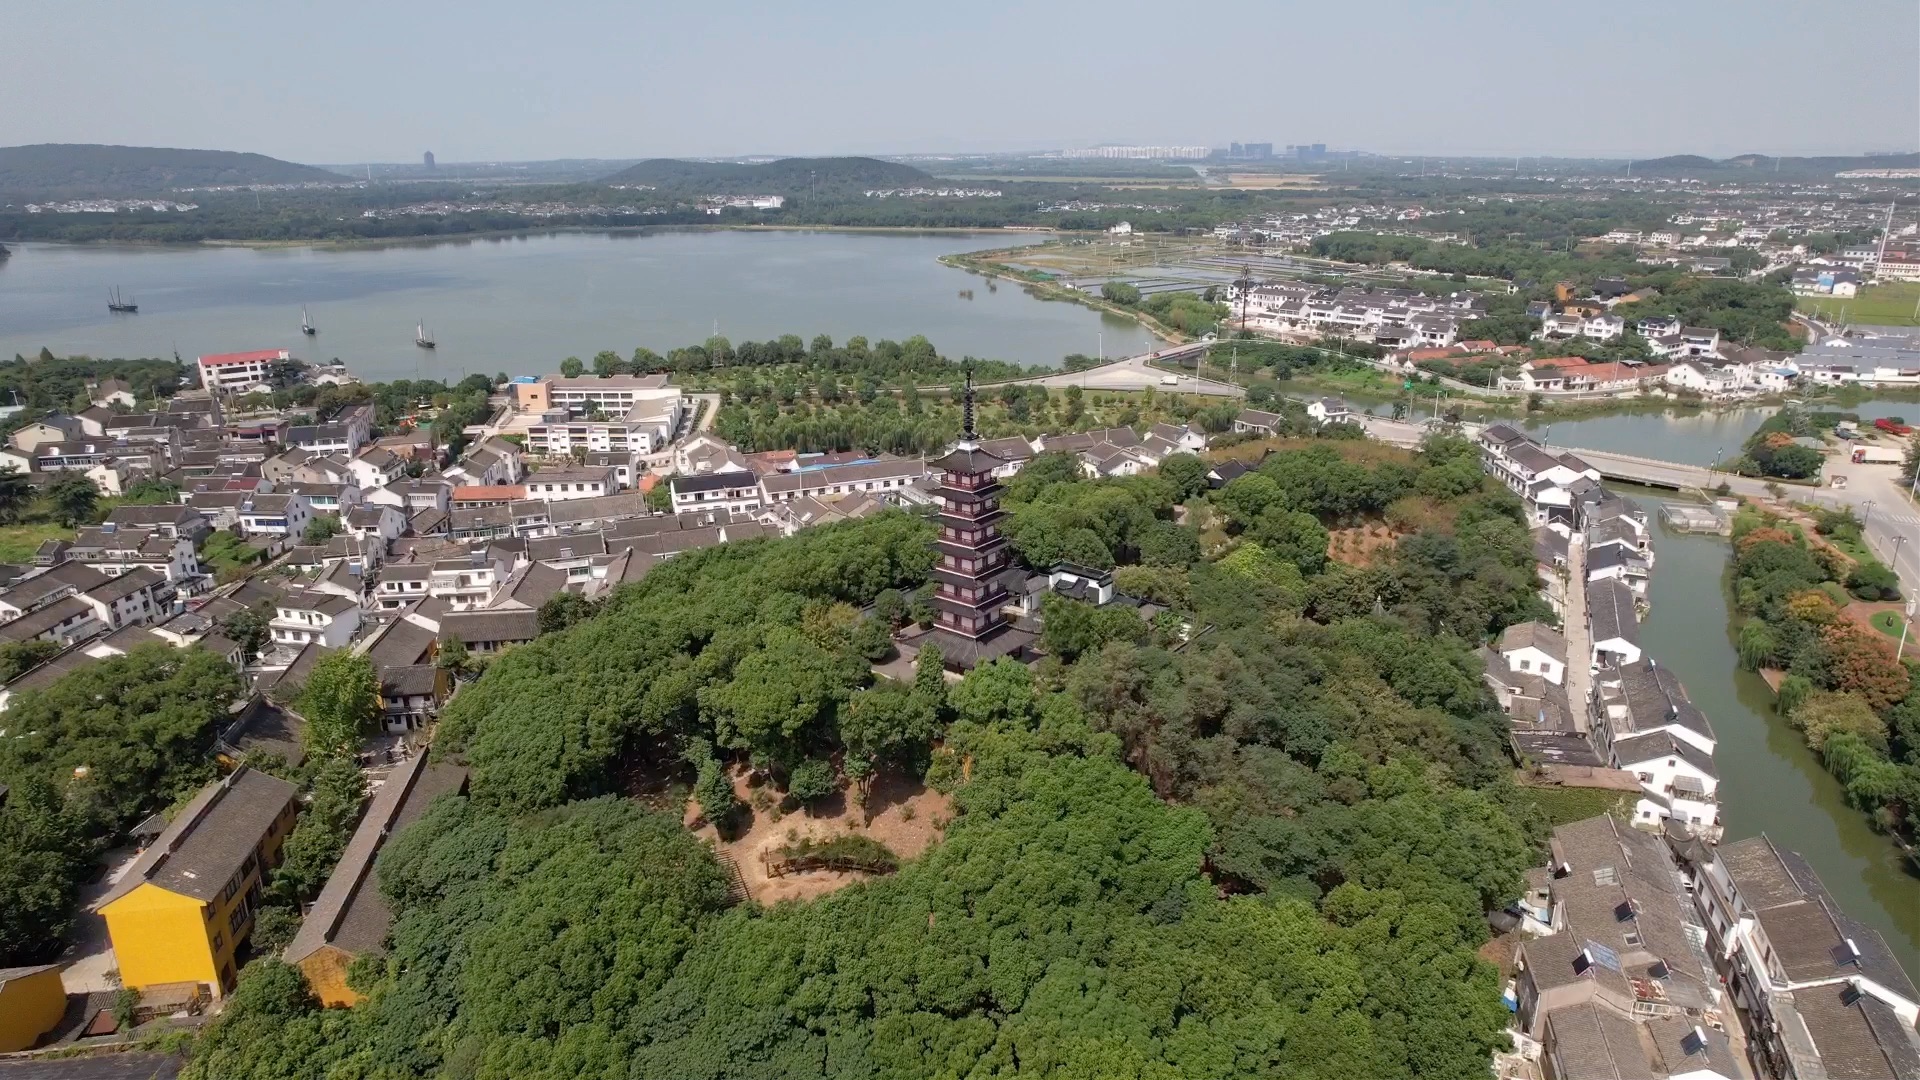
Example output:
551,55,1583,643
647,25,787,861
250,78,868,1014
97,766,299,1000
0,964,67,1051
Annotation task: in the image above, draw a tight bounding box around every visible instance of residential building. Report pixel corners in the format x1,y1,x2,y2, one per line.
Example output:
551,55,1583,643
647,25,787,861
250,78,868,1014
1509,815,1732,1080
428,549,514,609
88,377,139,409
197,349,287,394
1589,659,1719,839
440,607,542,655
346,505,407,545
270,591,360,648
284,752,469,1005
10,415,85,451
522,466,616,502
374,563,432,610
285,404,372,455
0,964,66,1052
671,470,764,514
451,485,525,510
758,458,925,504
1305,398,1354,425
523,404,680,458
512,373,681,417
1232,408,1284,436
366,478,452,514
1689,836,1920,1080
1496,621,1569,685
66,525,199,582
103,503,212,543
1587,578,1643,669
673,433,751,475
346,446,408,491
96,766,301,999
237,493,314,539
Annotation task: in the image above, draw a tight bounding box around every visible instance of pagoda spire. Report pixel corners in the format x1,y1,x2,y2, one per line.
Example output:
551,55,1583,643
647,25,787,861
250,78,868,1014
962,362,977,442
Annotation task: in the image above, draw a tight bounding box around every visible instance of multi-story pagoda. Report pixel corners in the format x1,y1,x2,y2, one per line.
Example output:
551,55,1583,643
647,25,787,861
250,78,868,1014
923,369,1034,671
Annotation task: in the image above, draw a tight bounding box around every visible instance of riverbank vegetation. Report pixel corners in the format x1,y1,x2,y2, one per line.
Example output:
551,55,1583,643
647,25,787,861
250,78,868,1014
188,432,1558,1079
1730,507,1920,843
1727,407,1851,479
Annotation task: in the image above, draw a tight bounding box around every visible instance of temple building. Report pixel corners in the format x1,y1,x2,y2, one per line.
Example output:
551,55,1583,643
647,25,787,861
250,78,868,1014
923,372,1036,671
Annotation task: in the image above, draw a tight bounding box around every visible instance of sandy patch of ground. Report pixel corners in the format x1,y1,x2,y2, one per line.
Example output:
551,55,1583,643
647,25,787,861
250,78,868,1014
60,845,144,994
1222,173,1327,189
686,767,952,905
1327,524,1400,567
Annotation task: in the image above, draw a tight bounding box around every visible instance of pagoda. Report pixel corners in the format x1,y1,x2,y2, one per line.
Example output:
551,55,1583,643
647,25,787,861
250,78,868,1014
923,368,1034,670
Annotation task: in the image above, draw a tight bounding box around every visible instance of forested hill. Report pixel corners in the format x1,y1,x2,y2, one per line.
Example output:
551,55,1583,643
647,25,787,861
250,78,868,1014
0,144,345,195
598,155,932,192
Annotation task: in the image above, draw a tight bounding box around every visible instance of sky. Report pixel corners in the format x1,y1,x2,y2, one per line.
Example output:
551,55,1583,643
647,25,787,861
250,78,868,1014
3,0,1917,164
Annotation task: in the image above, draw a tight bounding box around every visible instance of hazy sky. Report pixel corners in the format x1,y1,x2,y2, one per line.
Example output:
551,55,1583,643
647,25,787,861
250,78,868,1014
4,0,1916,163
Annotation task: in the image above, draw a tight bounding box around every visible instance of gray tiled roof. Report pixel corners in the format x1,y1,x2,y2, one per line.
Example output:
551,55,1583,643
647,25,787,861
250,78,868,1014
284,753,468,965
1610,729,1717,780
441,607,541,646
1499,620,1568,663
1541,1002,1646,1080
1610,660,1713,742
1587,579,1640,646
1719,836,1917,999
98,767,297,905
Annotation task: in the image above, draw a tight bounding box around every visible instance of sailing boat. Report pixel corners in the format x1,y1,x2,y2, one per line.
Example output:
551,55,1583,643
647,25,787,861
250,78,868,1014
301,306,317,336
107,287,138,314
415,320,436,349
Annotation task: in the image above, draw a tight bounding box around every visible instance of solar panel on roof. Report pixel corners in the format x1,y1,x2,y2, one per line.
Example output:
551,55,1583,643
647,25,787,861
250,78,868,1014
1581,940,1622,973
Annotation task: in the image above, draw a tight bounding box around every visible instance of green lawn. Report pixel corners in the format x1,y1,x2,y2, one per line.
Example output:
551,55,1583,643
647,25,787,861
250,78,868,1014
1515,785,1630,826
0,521,72,563
1797,280,1920,327
1870,609,1908,639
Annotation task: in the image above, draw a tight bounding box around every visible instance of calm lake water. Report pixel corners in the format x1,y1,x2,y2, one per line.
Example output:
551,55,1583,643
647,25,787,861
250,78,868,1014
1522,398,1920,465
0,231,1155,381
1626,497,1920,977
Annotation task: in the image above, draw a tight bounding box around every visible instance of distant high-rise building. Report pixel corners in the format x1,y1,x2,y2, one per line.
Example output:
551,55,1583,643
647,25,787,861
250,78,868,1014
1245,142,1273,160
423,151,436,170
1230,142,1244,158
1311,143,1326,157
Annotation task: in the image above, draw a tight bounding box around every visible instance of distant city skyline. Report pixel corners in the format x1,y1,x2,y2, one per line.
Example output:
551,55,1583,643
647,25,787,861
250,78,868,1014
2,0,1914,164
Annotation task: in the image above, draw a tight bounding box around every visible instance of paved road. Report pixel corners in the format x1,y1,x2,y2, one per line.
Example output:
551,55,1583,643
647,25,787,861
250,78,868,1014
1563,535,1593,735
1018,353,1245,397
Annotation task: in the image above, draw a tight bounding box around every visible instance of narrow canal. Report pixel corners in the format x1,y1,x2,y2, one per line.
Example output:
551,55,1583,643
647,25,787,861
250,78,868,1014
1623,487,1920,977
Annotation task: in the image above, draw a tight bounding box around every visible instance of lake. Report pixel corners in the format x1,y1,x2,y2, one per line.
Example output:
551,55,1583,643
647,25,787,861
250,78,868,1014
0,230,1156,382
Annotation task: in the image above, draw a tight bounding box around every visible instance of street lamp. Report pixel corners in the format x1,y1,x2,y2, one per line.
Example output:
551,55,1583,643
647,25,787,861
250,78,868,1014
1863,499,1876,531
1900,597,1917,663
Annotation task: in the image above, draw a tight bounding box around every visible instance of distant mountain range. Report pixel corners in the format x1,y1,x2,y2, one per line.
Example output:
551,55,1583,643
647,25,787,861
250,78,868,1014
0,143,344,196
1628,152,1920,176
597,156,933,193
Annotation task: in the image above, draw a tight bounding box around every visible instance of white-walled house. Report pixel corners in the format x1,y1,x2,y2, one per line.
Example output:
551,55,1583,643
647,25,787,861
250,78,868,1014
1590,658,1720,839
237,493,315,539
269,592,360,648
1586,578,1643,669
1690,836,1920,1080
1495,621,1568,686
670,471,763,515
